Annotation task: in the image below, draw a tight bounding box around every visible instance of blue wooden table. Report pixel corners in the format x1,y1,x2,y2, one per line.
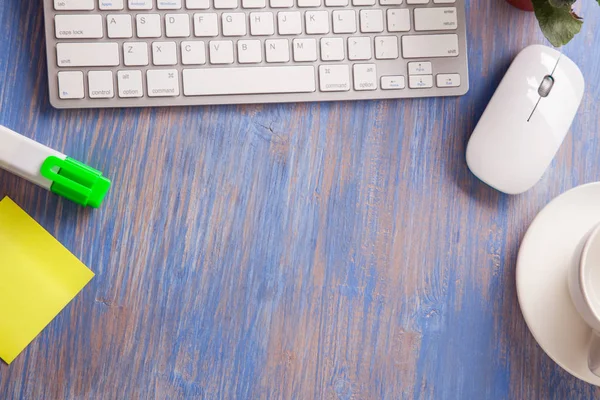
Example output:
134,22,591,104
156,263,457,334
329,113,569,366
2,0,600,398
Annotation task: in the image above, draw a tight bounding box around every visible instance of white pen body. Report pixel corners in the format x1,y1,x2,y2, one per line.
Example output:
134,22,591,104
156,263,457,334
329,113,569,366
0,125,66,189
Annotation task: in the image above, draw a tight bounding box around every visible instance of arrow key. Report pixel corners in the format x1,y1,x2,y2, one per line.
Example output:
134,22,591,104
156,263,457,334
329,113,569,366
408,61,432,75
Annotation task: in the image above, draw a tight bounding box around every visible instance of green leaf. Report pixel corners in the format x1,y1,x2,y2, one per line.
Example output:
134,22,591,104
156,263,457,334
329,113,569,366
531,0,583,47
548,0,575,6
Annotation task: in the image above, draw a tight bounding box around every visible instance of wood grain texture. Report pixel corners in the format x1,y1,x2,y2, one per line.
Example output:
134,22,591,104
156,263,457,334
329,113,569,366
1,0,600,398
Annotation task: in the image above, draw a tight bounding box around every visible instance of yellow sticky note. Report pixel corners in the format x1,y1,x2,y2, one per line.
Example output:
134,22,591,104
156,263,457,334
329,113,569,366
0,197,94,364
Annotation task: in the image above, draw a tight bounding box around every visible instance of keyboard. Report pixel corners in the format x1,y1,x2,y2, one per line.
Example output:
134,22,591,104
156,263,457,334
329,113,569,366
43,0,468,109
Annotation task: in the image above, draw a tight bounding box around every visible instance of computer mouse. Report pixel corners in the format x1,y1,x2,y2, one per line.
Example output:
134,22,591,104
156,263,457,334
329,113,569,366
466,44,584,195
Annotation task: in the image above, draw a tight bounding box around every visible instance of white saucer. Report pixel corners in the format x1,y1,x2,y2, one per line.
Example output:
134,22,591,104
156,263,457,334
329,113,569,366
517,182,600,386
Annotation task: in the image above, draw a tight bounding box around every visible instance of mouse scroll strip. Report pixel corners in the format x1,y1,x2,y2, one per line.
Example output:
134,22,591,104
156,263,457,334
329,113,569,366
527,53,563,123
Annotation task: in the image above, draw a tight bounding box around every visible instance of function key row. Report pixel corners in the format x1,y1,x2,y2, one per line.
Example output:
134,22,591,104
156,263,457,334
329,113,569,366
55,0,455,11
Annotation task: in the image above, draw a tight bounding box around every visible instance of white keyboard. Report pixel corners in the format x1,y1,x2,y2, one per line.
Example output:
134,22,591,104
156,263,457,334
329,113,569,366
43,0,468,108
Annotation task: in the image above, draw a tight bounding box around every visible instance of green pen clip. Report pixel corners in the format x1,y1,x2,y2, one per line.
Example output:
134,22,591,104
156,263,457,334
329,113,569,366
40,156,111,208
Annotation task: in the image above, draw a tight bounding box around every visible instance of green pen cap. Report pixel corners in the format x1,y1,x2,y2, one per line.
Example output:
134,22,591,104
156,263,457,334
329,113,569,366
40,156,111,208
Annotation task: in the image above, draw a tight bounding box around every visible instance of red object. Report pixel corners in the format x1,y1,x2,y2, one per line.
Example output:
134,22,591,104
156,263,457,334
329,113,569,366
506,0,535,11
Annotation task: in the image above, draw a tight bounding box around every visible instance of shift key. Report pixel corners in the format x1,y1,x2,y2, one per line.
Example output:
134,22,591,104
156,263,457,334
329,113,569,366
57,43,120,67
402,34,459,58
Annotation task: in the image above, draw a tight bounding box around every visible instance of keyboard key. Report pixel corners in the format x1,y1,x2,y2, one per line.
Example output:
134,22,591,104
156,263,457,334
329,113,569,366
238,40,262,63
402,34,459,58
152,41,178,65
320,38,344,61
298,0,321,6
250,12,275,35
107,15,133,38
265,39,290,62
292,38,317,61
348,36,371,60
124,42,149,65
194,13,219,36
353,64,376,90
434,0,455,3
55,15,103,39
381,75,405,89
183,66,316,95
387,9,410,32
380,0,402,4
209,40,234,64
222,13,247,36
166,14,191,37
186,0,209,8
57,43,120,67
414,7,458,31
214,0,238,8
181,41,206,64
305,11,329,34
407,0,428,3
319,65,350,92
147,69,180,97
100,0,125,9
353,0,375,5
278,12,302,35
88,71,115,99
270,0,294,6
158,0,182,8
359,10,383,33
54,0,94,10
374,36,398,59
128,0,153,9
58,71,84,99
408,61,432,75
118,70,144,97
325,0,348,6
409,75,433,88
332,10,356,34
136,14,162,38
436,73,460,87
243,0,266,7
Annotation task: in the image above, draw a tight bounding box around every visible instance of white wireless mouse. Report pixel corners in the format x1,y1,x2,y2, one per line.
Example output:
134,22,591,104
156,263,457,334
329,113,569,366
466,45,584,194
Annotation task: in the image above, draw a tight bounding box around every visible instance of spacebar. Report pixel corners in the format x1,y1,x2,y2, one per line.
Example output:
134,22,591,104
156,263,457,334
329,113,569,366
182,66,316,96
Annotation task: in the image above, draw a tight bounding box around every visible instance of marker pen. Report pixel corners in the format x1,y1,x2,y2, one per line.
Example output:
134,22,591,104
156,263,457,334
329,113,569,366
0,124,110,208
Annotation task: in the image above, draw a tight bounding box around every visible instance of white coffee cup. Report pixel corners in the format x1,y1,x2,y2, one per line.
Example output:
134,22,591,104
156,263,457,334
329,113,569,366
568,222,600,377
